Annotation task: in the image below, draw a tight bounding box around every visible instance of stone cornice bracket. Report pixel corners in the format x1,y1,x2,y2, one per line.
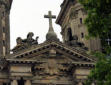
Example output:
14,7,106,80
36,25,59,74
0,58,8,70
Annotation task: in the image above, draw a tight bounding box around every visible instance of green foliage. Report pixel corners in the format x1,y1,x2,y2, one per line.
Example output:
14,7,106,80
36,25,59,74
79,0,111,46
78,0,111,84
84,53,111,85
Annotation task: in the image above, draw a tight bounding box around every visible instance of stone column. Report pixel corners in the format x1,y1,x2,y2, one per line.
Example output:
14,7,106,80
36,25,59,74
78,82,83,85
92,83,95,85
25,80,31,85
11,80,18,85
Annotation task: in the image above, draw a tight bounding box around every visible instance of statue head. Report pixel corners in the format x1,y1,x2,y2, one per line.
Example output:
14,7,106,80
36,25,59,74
27,32,34,40
36,36,39,40
16,37,22,45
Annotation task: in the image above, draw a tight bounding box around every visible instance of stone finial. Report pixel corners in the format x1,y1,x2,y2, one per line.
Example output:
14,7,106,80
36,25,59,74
44,11,59,41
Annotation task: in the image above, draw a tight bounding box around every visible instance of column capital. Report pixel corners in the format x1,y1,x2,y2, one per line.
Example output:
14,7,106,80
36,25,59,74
78,82,83,85
91,83,95,85
10,76,21,80
23,77,32,80
25,80,31,85
11,80,18,85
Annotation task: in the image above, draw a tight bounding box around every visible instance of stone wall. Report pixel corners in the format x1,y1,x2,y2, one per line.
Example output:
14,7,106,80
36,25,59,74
10,64,32,77
0,2,11,57
56,0,101,51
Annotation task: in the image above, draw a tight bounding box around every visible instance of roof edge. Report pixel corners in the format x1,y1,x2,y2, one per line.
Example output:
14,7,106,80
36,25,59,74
56,0,69,25
56,0,75,25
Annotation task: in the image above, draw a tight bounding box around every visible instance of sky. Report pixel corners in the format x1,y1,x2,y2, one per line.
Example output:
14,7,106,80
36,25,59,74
10,0,63,49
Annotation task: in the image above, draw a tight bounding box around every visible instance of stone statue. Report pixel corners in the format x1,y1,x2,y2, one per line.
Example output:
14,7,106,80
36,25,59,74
12,32,39,53
70,35,78,46
26,32,39,45
36,36,39,42
35,36,39,44
0,0,11,11
16,37,22,45
66,35,88,50
72,35,78,41
27,32,34,43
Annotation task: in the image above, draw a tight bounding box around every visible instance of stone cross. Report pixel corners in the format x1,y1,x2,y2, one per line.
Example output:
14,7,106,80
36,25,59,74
44,11,56,31
106,38,111,46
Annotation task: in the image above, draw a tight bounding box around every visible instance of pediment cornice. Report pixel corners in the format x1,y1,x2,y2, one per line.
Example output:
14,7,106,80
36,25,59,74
8,40,96,63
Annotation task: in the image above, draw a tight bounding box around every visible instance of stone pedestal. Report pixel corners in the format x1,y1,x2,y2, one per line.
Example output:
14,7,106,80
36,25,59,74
11,80,18,85
25,80,31,85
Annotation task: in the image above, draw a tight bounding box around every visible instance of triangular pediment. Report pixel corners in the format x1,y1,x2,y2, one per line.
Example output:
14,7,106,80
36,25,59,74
8,41,96,64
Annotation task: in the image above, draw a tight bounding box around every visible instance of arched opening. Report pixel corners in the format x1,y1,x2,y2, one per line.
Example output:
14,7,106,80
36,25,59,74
80,18,83,24
18,78,25,85
81,32,84,38
67,28,73,41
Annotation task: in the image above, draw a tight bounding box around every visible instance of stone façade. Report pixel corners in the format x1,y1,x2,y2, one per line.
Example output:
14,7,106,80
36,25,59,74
0,0,97,85
56,0,101,52
0,38,95,85
0,0,13,57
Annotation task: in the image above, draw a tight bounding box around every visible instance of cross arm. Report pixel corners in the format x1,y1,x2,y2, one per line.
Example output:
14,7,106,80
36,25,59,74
44,15,56,19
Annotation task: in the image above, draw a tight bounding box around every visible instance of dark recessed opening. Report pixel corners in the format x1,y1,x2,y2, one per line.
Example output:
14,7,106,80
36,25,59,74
18,78,25,85
81,33,84,38
2,27,5,33
3,40,5,46
80,18,83,24
3,83,7,85
67,28,73,41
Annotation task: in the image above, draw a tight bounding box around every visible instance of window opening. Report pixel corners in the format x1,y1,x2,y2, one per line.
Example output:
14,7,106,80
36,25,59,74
67,28,73,41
